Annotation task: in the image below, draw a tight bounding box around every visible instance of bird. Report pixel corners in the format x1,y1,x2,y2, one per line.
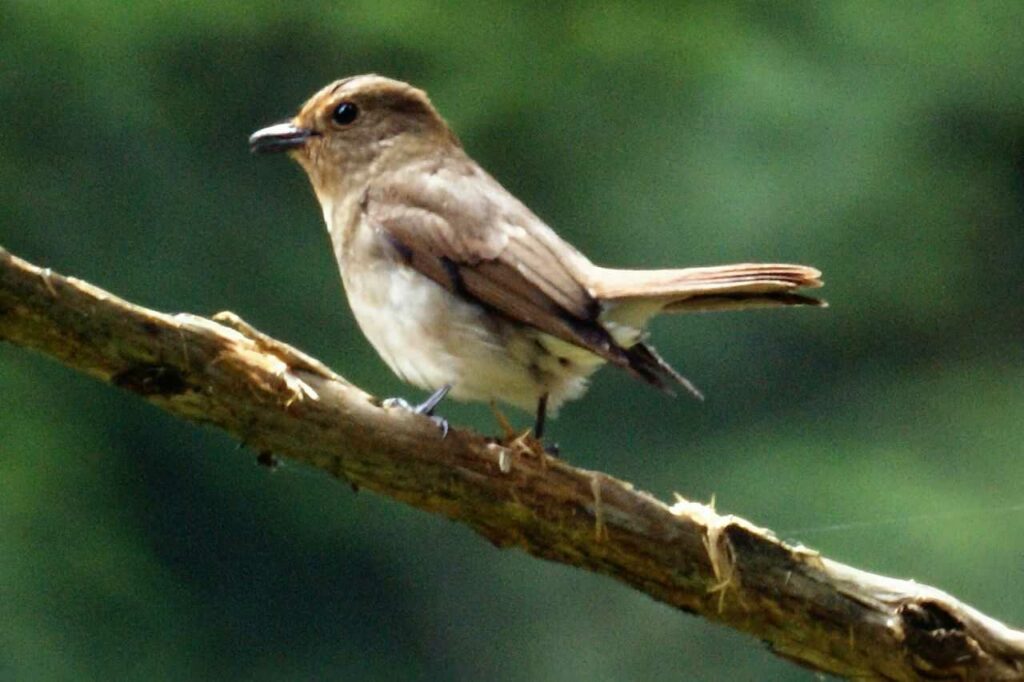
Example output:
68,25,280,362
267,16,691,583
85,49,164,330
249,75,823,439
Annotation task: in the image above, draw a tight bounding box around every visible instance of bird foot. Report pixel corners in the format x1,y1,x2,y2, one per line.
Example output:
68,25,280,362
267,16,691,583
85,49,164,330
381,396,413,410
382,386,451,437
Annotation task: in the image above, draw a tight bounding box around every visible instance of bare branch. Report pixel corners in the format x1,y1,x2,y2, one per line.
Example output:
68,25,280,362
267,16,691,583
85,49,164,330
2,245,1022,680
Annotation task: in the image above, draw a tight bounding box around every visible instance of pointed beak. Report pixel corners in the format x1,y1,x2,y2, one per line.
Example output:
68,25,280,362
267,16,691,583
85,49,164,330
248,121,316,154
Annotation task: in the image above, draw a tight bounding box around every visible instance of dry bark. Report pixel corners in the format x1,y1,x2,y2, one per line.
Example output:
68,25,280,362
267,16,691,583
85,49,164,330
2,245,1022,680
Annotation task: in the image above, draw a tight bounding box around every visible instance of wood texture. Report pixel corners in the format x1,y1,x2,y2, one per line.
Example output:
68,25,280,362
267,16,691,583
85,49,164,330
2,245,1022,680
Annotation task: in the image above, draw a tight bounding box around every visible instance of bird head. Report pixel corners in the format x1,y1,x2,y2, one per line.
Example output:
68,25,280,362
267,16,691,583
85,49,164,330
249,74,458,198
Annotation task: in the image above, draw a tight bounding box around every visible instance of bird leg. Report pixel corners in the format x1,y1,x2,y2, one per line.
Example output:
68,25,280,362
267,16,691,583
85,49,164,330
383,384,451,436
414,384,451,415
534,394,561,457
533,394,548,440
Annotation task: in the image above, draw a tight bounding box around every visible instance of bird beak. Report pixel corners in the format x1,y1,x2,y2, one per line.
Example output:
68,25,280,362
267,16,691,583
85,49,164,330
248,121,316,154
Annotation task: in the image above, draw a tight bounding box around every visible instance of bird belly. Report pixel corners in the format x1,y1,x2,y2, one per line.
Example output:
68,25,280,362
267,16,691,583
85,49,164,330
342,259,602,413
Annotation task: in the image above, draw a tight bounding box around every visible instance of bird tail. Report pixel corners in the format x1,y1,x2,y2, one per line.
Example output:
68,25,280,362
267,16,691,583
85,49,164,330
586,262,823,400
589,263,825,315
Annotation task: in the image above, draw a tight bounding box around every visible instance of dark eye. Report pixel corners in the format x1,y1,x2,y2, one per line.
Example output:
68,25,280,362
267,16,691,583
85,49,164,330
332,102,359,125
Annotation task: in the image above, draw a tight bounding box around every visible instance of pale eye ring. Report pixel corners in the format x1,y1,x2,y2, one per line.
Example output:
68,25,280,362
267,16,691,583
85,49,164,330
332,102,359,125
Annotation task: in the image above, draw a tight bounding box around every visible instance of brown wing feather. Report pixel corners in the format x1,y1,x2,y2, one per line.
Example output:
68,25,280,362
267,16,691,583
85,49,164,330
363,158,682,390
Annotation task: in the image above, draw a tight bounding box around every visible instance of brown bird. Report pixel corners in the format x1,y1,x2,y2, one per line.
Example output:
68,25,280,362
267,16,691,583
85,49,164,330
249,75,823,438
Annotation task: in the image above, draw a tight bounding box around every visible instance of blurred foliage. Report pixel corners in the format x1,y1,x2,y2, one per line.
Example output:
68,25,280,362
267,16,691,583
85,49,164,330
2,1,1024,680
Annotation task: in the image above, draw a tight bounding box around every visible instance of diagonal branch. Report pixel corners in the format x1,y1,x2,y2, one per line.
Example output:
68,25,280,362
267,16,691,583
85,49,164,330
1,245,1022,680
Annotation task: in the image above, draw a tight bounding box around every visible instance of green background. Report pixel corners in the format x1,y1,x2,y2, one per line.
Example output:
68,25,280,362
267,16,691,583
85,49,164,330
2,2,1023,680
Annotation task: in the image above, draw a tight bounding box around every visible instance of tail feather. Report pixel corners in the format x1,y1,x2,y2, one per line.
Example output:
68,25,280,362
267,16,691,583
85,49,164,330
590,263,822,299
624,342,704,399
589,262,823,398
589,263,824,314
663,291,825,313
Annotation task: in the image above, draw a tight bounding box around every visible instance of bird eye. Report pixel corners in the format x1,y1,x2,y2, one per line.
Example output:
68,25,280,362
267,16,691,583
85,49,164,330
332,102,359,126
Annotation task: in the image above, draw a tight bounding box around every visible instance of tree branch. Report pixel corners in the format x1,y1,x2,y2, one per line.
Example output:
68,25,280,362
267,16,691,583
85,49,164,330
2,245,1022,680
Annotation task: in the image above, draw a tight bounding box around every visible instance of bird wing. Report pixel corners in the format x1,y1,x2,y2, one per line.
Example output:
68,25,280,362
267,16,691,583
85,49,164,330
363,158,683,391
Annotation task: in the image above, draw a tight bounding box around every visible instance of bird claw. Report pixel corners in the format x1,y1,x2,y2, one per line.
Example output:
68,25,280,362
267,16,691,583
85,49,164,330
382,390,450,438
427,414,450,438
382,397,413,411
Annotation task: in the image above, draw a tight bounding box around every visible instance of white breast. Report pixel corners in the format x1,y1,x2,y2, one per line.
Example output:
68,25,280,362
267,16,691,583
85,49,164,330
339,245,528,410
334,216,606,413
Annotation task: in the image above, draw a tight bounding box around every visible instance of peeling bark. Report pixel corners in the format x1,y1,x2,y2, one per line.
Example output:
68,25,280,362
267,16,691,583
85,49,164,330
2,246,1022,680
